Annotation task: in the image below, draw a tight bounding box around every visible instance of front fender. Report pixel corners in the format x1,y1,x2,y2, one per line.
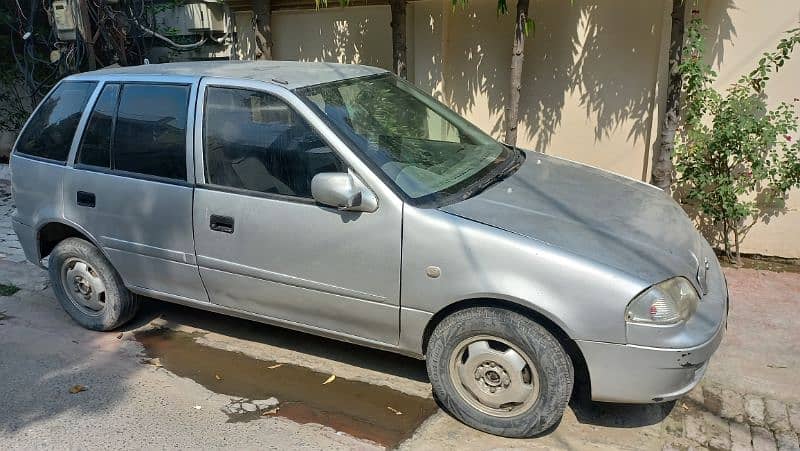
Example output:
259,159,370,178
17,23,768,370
399,207,647,355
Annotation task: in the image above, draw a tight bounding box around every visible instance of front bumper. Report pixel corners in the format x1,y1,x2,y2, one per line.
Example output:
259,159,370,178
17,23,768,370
576,302,726,403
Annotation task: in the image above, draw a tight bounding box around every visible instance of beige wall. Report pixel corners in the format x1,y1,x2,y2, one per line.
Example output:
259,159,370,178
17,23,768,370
271,0,800,258
273,5,395,68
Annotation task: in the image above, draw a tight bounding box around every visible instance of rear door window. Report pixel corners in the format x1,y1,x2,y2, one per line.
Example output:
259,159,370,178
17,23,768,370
77,83,120,168
113,84,190,180
15,81,97,162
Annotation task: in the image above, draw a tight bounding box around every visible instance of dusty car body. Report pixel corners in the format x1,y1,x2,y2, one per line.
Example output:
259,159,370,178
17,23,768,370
11,61,727,437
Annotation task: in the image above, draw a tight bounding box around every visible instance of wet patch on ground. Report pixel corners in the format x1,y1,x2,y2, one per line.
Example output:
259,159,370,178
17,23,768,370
135,328,438,448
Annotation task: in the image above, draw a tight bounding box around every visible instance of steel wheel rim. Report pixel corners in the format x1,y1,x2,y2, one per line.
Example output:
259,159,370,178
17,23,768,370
60,257,107,316
448,335,540,417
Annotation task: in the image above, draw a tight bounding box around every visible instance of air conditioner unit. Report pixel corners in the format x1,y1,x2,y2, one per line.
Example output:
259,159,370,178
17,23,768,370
187,2,226,33
154,1,227,36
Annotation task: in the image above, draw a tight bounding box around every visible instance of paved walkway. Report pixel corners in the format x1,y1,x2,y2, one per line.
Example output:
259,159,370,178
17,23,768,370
710,267,800,403
0,182,25,263
0,182,798,450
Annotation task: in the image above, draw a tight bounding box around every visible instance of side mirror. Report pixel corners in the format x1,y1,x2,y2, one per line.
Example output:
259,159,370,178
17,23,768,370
311,172,378,213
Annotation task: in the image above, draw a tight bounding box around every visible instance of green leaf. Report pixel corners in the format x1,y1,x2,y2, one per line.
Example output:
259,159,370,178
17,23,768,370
496,0,508,16
524,18,535,37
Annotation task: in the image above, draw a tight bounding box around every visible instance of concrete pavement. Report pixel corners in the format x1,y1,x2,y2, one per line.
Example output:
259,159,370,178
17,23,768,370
0,265,377,450
0,260,670,450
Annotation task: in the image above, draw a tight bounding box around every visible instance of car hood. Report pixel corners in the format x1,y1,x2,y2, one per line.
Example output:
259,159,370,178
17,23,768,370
440,152,708,286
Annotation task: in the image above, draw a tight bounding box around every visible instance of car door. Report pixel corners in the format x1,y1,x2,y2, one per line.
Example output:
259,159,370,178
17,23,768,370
192,78,402,345
63,79,209,303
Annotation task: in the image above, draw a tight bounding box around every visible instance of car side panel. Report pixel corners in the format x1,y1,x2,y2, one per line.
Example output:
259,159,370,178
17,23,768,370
193,187,401,344
10,156,68,264
62,168,209,302
10,156,65,231
399,206,648,355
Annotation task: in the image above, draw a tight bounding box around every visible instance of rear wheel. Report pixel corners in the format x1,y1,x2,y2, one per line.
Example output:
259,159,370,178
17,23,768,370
49,237,139,331
426,306,573,438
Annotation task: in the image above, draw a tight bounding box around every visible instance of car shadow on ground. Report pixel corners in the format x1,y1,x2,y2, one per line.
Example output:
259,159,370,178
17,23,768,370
125,296,676,433
570,397,675,428
567,357,675,429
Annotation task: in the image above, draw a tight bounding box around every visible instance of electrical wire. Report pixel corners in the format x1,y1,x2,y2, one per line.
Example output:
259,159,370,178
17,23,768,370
4,0,229,106
129,18,208,50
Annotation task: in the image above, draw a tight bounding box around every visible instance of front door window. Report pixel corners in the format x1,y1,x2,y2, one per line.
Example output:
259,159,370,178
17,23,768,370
203,86,345,198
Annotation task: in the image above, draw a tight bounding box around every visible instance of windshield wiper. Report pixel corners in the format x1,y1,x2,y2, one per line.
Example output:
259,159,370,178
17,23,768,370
459,148,524,201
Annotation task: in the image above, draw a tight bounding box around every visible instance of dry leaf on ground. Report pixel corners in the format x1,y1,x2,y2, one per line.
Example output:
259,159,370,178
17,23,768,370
69,384,87,394
322,374,336,385
766,363,788,369
261,407,279,416
141,357,162,367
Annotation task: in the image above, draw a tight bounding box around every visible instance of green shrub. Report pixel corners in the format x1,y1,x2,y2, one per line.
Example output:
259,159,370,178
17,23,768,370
675,15,800,262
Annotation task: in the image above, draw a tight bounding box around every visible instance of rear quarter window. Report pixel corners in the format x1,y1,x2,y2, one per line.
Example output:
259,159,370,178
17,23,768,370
14,81,97,162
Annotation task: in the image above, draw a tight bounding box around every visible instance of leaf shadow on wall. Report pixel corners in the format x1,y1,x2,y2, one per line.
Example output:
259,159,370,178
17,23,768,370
244,0,731,177
275,5,392,70
421,0,735,164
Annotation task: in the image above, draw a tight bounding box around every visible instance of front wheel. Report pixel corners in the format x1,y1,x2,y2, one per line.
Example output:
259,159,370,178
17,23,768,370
426,306,573,438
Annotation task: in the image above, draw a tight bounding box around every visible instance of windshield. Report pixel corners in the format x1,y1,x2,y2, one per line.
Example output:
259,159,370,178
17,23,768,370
295,74,513,204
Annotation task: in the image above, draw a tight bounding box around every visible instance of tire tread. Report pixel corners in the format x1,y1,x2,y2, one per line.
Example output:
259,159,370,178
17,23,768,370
48,237,139,331
426,306,574,438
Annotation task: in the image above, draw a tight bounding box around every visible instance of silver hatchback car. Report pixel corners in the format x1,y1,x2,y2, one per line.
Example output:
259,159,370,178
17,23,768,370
11,61,726,438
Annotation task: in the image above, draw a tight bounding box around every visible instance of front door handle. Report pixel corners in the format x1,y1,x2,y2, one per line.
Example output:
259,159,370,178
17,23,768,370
77,191,95,208
210,214,234,234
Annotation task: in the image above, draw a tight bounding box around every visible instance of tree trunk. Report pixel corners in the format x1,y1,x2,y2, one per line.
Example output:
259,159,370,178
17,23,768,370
722,219,731,262
76,0,96,69
389,0,407,78
253,0,273,60
504,0,529,146
651,0,686,192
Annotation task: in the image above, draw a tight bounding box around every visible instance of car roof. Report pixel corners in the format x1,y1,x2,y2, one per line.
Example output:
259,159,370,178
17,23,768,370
66,61,388,89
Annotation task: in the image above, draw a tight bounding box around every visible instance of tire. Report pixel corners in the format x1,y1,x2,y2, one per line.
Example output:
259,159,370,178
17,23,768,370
426,306,573,438
48,237,139,331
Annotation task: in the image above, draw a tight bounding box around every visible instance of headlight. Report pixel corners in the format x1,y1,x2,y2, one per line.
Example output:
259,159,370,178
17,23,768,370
625,277,699,325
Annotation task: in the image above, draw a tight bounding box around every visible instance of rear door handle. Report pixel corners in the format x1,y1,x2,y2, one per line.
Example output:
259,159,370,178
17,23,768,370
77,191,95,208
210,214,234,234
